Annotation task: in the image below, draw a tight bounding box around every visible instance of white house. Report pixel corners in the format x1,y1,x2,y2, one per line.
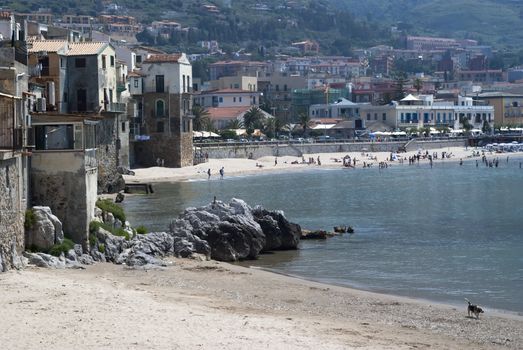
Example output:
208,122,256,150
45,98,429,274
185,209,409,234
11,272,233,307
141,53,192,94
194,88,260,108
360,94,494,130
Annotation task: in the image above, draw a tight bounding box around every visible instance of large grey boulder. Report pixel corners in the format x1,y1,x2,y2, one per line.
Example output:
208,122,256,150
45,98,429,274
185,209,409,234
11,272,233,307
23,252,66,269
252,207,301,251
172,199,266,261
25,206,64,251
169,219,211,259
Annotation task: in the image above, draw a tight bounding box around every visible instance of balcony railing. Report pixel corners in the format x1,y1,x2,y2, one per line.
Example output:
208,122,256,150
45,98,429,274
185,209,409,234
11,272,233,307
104,102,127,113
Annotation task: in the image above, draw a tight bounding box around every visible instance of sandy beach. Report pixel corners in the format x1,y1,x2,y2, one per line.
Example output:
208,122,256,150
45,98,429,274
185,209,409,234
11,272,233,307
26,144,518,349
1,260,522,349
124,146,523,184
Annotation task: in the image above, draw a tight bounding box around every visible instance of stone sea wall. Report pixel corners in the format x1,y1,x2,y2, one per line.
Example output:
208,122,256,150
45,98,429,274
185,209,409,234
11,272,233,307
198,139,467,159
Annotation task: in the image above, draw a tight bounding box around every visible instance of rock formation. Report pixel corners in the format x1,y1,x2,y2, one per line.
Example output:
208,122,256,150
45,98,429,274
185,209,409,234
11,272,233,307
25,206,64,250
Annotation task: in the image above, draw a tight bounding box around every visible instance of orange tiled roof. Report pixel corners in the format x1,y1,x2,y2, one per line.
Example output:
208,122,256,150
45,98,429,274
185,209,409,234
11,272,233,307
28,40,68,53
67,42,110,56
207,106,251,120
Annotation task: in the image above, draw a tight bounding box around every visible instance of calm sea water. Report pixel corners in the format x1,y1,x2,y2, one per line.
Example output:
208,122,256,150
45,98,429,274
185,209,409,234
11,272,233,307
123,158,523,314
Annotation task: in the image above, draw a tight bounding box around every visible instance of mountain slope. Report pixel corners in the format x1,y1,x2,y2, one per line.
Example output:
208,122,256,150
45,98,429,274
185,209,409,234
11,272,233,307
331,0,523,48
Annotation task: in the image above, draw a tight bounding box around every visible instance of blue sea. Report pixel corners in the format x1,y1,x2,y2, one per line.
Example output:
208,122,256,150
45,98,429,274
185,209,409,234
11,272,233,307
123,157,523,314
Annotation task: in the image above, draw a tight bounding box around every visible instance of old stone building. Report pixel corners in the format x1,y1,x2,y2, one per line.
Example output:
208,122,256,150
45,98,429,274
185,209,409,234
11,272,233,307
30,114,98,247
130,53,193,167
28,40,128,193
0,12,30,271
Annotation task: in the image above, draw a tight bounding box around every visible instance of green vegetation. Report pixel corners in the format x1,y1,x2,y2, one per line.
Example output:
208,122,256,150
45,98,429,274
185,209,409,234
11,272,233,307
24,209,36,230
135,225,148,235
98,243,106,254
96,199,126,223
89,220,131,241
48,238,75,257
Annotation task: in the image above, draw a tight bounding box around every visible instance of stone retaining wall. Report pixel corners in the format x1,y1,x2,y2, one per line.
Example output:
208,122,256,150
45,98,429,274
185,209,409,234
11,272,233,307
197,139,467,159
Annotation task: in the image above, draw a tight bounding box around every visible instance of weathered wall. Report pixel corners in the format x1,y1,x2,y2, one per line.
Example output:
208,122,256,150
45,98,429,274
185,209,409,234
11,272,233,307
0,155,26,271
134,92,193,167
30,151,97,247
199,139,468,159
96,117,122,193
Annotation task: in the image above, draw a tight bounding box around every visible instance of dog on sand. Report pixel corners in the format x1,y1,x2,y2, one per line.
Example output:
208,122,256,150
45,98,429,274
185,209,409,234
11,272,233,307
465,298,484,319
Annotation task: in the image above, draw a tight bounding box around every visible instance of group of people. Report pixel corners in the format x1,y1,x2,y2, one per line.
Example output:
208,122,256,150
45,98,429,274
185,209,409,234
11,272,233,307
206,167,225,179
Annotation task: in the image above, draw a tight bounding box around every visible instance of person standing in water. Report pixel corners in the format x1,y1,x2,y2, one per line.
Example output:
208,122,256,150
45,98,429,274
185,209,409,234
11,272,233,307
219,167,224,179
207,168,211,179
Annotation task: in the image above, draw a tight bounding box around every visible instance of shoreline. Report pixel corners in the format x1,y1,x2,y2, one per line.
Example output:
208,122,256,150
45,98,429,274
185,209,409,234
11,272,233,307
2,260,522,349
124,146,523,184
248,265,523,320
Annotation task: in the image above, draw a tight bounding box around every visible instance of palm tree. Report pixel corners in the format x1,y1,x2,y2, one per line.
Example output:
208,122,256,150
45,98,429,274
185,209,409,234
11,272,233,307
192,105,211,131
243,107,264,135
227,119,243,129
298,113,311,136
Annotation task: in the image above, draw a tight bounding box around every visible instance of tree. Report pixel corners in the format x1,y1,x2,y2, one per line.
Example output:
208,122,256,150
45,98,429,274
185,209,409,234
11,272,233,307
242,107,264,136
227,119,243,129
298,113,311,135
392,71,409,100
413,78,423,94
482,120,492,134
192,105,211,131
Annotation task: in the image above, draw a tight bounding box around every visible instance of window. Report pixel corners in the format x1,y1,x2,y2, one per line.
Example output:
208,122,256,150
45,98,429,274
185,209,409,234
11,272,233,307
233,97,236,102
284,84,288,91
60,57,66,68
374,113,378,120
35,125,74,150
134,79,139,88
367,113,371,121
121,122,126,132
75,58,86,68
102,55,106,69
157,121,164,133
156,100,165,117
136,55,142,63
382,113,386,121
183,75,186,93
239,97,242,103
155,75,164,93
110,56,115,67
219,97,223,103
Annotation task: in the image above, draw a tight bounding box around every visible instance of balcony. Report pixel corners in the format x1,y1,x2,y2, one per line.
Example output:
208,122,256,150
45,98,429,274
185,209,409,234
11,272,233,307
104,102,127,113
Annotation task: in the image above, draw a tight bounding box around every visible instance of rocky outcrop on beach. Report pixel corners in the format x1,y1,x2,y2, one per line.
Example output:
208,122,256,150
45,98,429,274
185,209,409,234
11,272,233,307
169,199,301,261
23,198,301,269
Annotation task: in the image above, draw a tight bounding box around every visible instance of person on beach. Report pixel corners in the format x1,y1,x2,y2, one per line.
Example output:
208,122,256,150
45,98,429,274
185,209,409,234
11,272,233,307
274,157,278,166
156,158,161,167
317,156,321,166
207,168,211,179
219,167,224,179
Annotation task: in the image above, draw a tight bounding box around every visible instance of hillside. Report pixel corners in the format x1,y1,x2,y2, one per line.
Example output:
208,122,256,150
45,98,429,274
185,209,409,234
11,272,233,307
331,0,523,48
3,0,523,50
